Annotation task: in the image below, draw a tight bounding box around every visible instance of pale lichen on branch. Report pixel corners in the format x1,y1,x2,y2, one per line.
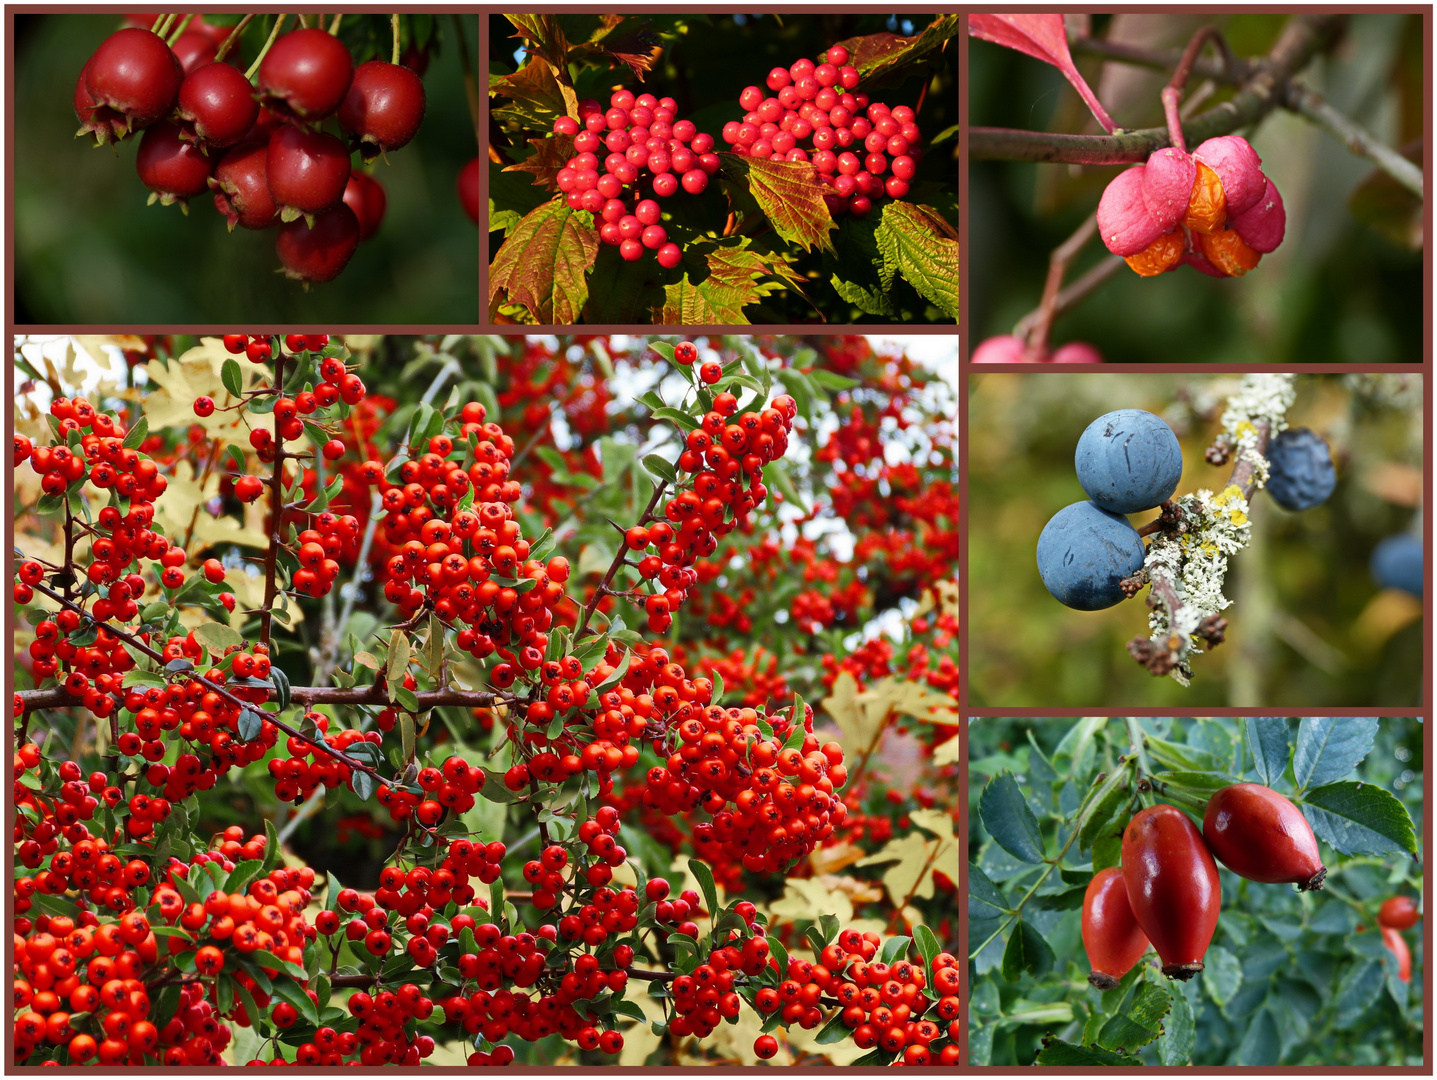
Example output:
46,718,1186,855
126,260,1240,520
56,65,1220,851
1132,374,1295,683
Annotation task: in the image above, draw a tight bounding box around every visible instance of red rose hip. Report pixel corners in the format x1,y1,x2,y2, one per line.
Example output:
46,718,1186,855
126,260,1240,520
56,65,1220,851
1379,896,1420,930
1202,782,1326,890
1081,866,1150,990
1122,804,1220,980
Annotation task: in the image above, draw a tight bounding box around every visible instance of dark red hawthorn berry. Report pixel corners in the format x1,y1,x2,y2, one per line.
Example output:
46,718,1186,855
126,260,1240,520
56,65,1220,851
255,27,355,122
338,60,427,157
341,171,387,241
457,157,479,225
176,62,260,150
81,28,183,140
135,121,214,209
266,125,353,221
275,204,361,284
209,142,280,231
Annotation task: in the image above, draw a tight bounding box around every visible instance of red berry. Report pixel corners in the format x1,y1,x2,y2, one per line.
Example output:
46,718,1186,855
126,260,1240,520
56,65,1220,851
457,157,480,224
193,397,214,417
1202,783,1326,890
338,60,426,156
698,361,722,384
223,334,247,353
202,559,226,583
234,475,265,502
754,1035,778,1059
275,204,361,284
135,122,213,208
255,27,354,122
342,170,387,241
672,342,697,366
322,439,345,461
176,61,259,149
245,338,272,363
1081,866,1149,989
82,29,183,138
1122,804,1220,980
266,126,352,218
656,243,682,269
1382,924,1412,982
209,141,280,231
1379,896,1420,931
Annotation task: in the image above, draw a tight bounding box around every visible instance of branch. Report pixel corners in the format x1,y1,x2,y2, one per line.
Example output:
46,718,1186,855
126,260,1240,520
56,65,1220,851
1283,81,1425,199
971,14,1344,163
16,581,383,778
574,479,669,640
259,352,286,649
17,682,519,714
1070,36,1248,84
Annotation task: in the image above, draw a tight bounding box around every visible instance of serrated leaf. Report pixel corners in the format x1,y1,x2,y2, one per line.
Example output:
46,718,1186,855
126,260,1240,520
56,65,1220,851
656,243,807,324
489,200,598,324
873,201,959,320
1246,716,1292,786
1002,920,1055,981
1302,780,1417,856
1293,717,1379,791
1033,1039,1140,1066
720,153,836,254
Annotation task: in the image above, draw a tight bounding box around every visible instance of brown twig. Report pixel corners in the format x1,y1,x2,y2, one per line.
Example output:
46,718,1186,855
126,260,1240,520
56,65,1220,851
1012,255,1125,343
971,14,1344,163
574,480,669,640
1017,215,1099,358
259,351,286,649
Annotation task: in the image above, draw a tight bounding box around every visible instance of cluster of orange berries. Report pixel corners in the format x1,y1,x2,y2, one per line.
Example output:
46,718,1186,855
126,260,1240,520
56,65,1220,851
752,931,961,1064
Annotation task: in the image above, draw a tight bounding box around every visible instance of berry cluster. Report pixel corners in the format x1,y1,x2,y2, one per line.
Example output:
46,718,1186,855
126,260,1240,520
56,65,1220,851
1038,408,1182,611
1085,784,1325,987
553,91,721,267
73,20,434,284
724,46,923,217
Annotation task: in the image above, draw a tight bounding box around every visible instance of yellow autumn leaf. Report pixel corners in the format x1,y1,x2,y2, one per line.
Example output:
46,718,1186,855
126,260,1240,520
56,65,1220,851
933,732,961,767
857,809,960,910
913,578,959,620
140,339,254,436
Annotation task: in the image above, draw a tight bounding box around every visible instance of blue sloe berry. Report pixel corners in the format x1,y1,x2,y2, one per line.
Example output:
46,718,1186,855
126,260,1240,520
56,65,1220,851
1037,500,1147,610
1265,428,1336,511
1075,409,1183,514
1371,534,1422,597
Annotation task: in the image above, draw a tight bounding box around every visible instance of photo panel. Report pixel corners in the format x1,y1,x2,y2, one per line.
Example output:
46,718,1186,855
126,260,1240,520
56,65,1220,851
966,12,1424,364
968,715,1424,1068
967,369,1423,709
10,332,960,1067
12,13,480,325
488,14,959,326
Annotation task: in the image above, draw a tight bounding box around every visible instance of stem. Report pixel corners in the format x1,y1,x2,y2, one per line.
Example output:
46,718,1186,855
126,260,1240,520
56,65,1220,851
972,14,1344,163
165,15,196,47
1012,254,1124,344
154,14,176,40
391,14,401,66
1284,82,1424,199
451,14,479,139
574,480,669,640
259,351,286,650
1070,36,1246,84
245,15,290,82
1020,215,1099,358
1124,717,1154,779
1162,27,1231,152
330,13,345,36
214,14,254,63
18,581,382,778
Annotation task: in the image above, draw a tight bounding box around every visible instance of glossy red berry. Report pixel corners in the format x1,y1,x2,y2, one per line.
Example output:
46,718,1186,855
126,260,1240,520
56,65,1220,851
672,342,698,366
457,157,479,224
255,27,354,122
1122,804,1220,980
1379,896,1420,930
176,61,259,149
202,558,226,583
699,361,723,384
82,28,183,137
266,125,353,219
210,141,280,231
1382,924,1412,982
1081,866,1150,990
275,204,361,284
754,1034,778,1059
342,170,387,241
193,397,215,417
135,121,213,208
338,60,426,156
234,475,265,502
1202,783,1326,890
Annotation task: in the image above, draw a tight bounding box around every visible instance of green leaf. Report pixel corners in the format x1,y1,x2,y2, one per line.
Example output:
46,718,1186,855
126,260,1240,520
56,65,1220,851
650,407,699,432
395,686,419,715
224,859,264,896
642,454,677,483
1201,945,1242,1006
873,200,959,320
912,924,942,975
967,864,1010,920
238,709,264,741
222,358,244,398
879,935,911,964
269,666,291,712
1078,781,1131,855
813,1009,851,1044
1095,981,1171,1052
807,370,860,391
1302,780,1417,856
979,772,1046,863
1245,716,1292,786
1293,717,1379,791
1234,1006,1281,1065
1001,920,1054,982
122,416,149,449
688,859,719,927
385,630,409,703
191,622,242,654
1158,983,1196,1065
351,771,377,802
1033,1040,1140,1066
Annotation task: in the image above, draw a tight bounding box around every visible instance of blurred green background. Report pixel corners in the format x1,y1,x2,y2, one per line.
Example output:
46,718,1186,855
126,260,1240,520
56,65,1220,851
14,14,479,324
968,372,1424,708
969,13,1423,363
